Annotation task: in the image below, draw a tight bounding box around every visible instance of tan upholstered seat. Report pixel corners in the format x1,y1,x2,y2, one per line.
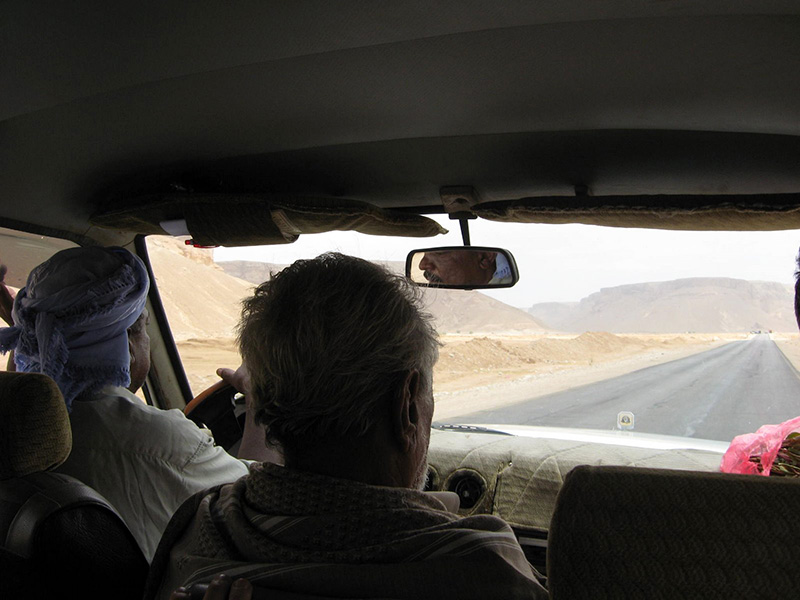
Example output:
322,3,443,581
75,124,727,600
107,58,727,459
0,371,71,480
548,465,800,599
0,371,148,599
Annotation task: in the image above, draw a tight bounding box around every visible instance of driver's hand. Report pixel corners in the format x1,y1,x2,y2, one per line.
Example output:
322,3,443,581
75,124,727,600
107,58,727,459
216,364,251,397
218,363,283,465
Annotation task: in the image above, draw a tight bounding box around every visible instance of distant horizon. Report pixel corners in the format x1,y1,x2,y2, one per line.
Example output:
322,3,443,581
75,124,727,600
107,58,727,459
214,256,797,333
215,254,795,311
214,219,800,308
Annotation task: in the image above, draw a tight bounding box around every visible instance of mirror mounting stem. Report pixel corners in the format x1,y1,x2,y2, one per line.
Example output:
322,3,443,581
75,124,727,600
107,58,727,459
459,218,471,246
446,211,476,247
440,186,479,247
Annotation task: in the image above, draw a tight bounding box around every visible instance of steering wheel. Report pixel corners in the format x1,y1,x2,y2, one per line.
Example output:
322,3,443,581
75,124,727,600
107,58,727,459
184,380,247,453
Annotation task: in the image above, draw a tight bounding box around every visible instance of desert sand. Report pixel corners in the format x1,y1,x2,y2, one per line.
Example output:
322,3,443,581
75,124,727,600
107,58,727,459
175,331,747,420
771,333,800,372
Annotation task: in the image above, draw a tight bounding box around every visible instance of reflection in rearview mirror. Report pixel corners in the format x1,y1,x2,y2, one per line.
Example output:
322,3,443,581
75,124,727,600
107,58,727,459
405,246,519,289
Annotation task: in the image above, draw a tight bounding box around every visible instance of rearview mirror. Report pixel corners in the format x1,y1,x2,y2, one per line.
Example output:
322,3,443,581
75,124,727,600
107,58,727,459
405,246,519,289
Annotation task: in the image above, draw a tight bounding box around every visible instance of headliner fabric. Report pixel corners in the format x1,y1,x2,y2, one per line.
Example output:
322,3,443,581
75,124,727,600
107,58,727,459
475,194,800,231
91,194,447,245
0,372,71,479
0,247,149,411
547,465,800,599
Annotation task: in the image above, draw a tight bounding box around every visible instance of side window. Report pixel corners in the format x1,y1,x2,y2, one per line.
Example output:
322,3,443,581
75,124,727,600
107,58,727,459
145,236,251,395
0,227,77,372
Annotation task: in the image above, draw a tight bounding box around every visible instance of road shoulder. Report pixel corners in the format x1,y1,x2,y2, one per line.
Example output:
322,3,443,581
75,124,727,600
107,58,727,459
772,333,800,373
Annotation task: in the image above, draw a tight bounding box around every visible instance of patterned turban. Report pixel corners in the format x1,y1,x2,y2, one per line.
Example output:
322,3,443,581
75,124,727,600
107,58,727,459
0,246,149,411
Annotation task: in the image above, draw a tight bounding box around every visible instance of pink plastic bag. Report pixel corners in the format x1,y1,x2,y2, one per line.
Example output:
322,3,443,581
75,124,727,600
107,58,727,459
720,415,800,476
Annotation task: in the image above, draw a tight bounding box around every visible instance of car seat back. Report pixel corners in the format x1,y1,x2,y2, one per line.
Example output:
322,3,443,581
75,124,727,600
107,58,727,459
0,371,148,600
548,465,800,599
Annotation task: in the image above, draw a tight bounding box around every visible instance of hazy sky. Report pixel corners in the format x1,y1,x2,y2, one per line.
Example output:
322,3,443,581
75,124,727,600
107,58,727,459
215,217,800,308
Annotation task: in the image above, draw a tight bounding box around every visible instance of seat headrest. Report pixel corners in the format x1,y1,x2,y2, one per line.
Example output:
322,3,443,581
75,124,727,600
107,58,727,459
0,372,71,480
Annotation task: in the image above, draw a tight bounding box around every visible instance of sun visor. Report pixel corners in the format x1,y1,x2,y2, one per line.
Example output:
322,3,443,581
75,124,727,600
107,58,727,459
474,194,800,231
91,194,447,245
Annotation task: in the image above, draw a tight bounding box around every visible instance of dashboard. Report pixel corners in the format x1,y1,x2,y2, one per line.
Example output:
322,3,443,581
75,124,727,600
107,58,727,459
425,427,726,574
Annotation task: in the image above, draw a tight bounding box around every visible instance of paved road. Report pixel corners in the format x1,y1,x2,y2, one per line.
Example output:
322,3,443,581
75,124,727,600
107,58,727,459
450,334,800,442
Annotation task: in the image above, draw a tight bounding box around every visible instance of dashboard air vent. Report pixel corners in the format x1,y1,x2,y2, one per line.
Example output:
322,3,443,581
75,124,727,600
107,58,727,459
447,471,486,509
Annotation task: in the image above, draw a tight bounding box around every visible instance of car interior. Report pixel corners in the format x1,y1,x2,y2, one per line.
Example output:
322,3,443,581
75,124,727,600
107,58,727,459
2,2,800,598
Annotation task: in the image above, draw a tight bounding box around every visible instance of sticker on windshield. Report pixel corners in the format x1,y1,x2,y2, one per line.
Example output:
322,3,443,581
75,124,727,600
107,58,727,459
617,411,635,431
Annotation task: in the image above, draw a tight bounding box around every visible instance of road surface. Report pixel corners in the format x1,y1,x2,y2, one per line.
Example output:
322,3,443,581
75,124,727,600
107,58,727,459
449,334,800,442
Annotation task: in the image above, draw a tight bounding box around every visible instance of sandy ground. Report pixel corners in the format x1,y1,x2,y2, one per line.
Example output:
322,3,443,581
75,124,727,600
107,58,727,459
771,332,800,372
176,333,747,417
175,337,241,393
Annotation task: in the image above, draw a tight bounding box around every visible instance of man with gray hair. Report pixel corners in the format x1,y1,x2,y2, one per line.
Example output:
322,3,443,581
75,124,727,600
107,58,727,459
149,253,546,600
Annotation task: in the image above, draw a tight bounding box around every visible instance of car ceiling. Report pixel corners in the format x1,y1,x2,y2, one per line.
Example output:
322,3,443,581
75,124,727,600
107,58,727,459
3,1,800,243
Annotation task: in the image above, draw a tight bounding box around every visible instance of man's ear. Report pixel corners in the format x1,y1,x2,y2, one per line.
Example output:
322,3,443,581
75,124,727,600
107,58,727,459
390,370,422,454
478,252,497,270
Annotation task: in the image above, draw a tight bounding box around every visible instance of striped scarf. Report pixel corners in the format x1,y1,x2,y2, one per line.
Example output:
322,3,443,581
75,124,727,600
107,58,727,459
148,462,546,599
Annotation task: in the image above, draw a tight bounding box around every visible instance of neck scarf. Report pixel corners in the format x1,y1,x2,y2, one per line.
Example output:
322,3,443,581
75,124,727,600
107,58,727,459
146,463,546,600
0,246,149,411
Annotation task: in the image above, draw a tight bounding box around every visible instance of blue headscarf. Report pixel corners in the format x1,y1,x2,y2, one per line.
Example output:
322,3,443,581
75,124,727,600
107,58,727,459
0,246,149,411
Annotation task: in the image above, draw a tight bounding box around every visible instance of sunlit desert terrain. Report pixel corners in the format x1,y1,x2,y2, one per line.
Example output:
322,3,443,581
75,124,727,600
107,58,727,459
174,331,747,419
145,236,796,421
3,236,791,424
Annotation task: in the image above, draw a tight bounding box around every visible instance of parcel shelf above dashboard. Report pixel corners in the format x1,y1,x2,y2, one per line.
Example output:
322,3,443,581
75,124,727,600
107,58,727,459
426,429,725,531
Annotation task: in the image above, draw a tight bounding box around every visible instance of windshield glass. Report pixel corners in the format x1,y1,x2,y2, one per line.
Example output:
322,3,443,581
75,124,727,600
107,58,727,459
147,219,800,443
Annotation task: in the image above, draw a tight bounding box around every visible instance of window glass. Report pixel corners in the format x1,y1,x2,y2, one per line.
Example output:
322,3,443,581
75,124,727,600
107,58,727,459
146,221,800,443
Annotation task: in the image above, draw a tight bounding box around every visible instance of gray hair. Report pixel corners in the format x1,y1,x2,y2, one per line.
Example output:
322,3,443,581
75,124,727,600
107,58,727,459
238,252,439,453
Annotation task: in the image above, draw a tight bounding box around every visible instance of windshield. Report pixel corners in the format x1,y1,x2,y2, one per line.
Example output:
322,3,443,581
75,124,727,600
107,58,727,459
146,219,800,444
